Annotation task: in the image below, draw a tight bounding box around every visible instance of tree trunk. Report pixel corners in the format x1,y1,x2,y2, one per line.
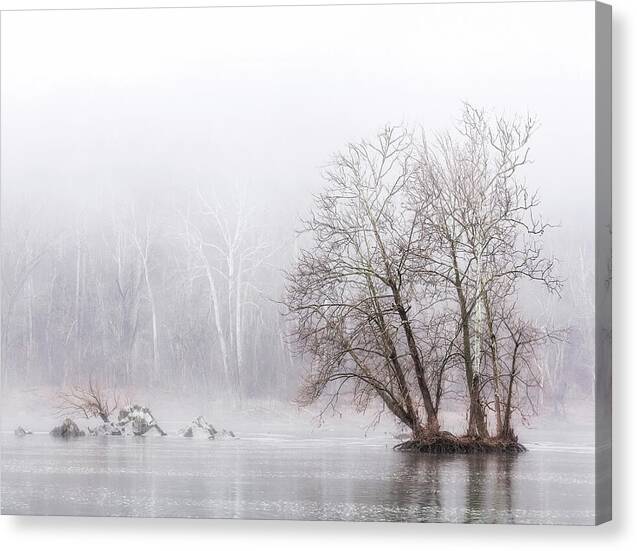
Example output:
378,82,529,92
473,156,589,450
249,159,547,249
74,227,83,384
203,262,231,389
390,283,439,434
365,276,423,436
360,197,433,436
141,254,159,381
346,338,419,434
451,245,488,438
501,341,520,441
483,295,503,436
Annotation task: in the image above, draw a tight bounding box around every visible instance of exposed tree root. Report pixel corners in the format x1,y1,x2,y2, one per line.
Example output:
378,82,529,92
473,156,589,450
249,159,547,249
394,433,527,454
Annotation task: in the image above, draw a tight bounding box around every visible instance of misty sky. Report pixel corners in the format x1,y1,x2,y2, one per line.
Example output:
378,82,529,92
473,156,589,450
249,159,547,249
1,2,595,252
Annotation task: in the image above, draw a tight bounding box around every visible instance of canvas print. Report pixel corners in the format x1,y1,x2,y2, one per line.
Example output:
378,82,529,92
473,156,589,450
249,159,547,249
0,2,611,524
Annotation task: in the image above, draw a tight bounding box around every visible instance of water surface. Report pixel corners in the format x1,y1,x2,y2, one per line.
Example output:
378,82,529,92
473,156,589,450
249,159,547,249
0,433,594,524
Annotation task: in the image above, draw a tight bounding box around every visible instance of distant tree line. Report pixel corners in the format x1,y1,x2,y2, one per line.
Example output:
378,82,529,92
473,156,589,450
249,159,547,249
1,187,296,400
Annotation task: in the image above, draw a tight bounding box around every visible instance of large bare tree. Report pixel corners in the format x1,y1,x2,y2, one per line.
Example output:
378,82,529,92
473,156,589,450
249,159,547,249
285,126,441,437
286,105,560,443
407,104,559,438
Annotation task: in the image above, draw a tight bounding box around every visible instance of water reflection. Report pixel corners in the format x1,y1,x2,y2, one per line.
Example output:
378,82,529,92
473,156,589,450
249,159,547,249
393,452,519,524
494,455,515,524
464,455,487,523
389,452,444,522
1,435,594,524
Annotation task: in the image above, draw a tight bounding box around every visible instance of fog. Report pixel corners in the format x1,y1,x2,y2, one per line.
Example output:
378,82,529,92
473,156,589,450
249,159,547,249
1,3,596,425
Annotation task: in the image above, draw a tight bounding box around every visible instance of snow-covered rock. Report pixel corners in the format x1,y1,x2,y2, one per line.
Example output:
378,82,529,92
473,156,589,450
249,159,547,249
179,416,217,439
50,418,85,438
85,405,167,437
117,405,166,436
179,416,235,440
14,426,32,437
88,422,123,436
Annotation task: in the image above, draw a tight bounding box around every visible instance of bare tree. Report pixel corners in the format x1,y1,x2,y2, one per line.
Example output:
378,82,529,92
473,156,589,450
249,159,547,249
57,379,121,423
287,106,560,442
106,215,144,384
178,191,275,398
285,126,440,437
1,203,52,386
408,104,559,438
494,311,558,440
131,207,160,382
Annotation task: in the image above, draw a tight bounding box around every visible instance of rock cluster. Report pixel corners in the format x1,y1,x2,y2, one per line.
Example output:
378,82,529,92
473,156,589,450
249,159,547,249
117,405,167,436
88,405,167,436
179,416,235,440
50,418,85,438
29,408,234,440
88,422,123,436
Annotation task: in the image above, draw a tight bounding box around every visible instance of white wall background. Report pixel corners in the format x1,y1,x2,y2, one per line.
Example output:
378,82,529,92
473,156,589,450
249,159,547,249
0,0,633,549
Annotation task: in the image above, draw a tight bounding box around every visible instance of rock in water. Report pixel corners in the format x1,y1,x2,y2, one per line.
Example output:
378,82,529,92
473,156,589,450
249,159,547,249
85,405,166,437
88,422,122,436
50,418,85,438
216,429,236,440
118,405,167,436
179,416,235,440
179,416,217,439
142,424,167,437
14,426,33,437
180,426,194,438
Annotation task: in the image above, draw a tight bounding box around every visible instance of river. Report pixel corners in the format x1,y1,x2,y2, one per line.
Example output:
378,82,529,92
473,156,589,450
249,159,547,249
0,431,594,524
